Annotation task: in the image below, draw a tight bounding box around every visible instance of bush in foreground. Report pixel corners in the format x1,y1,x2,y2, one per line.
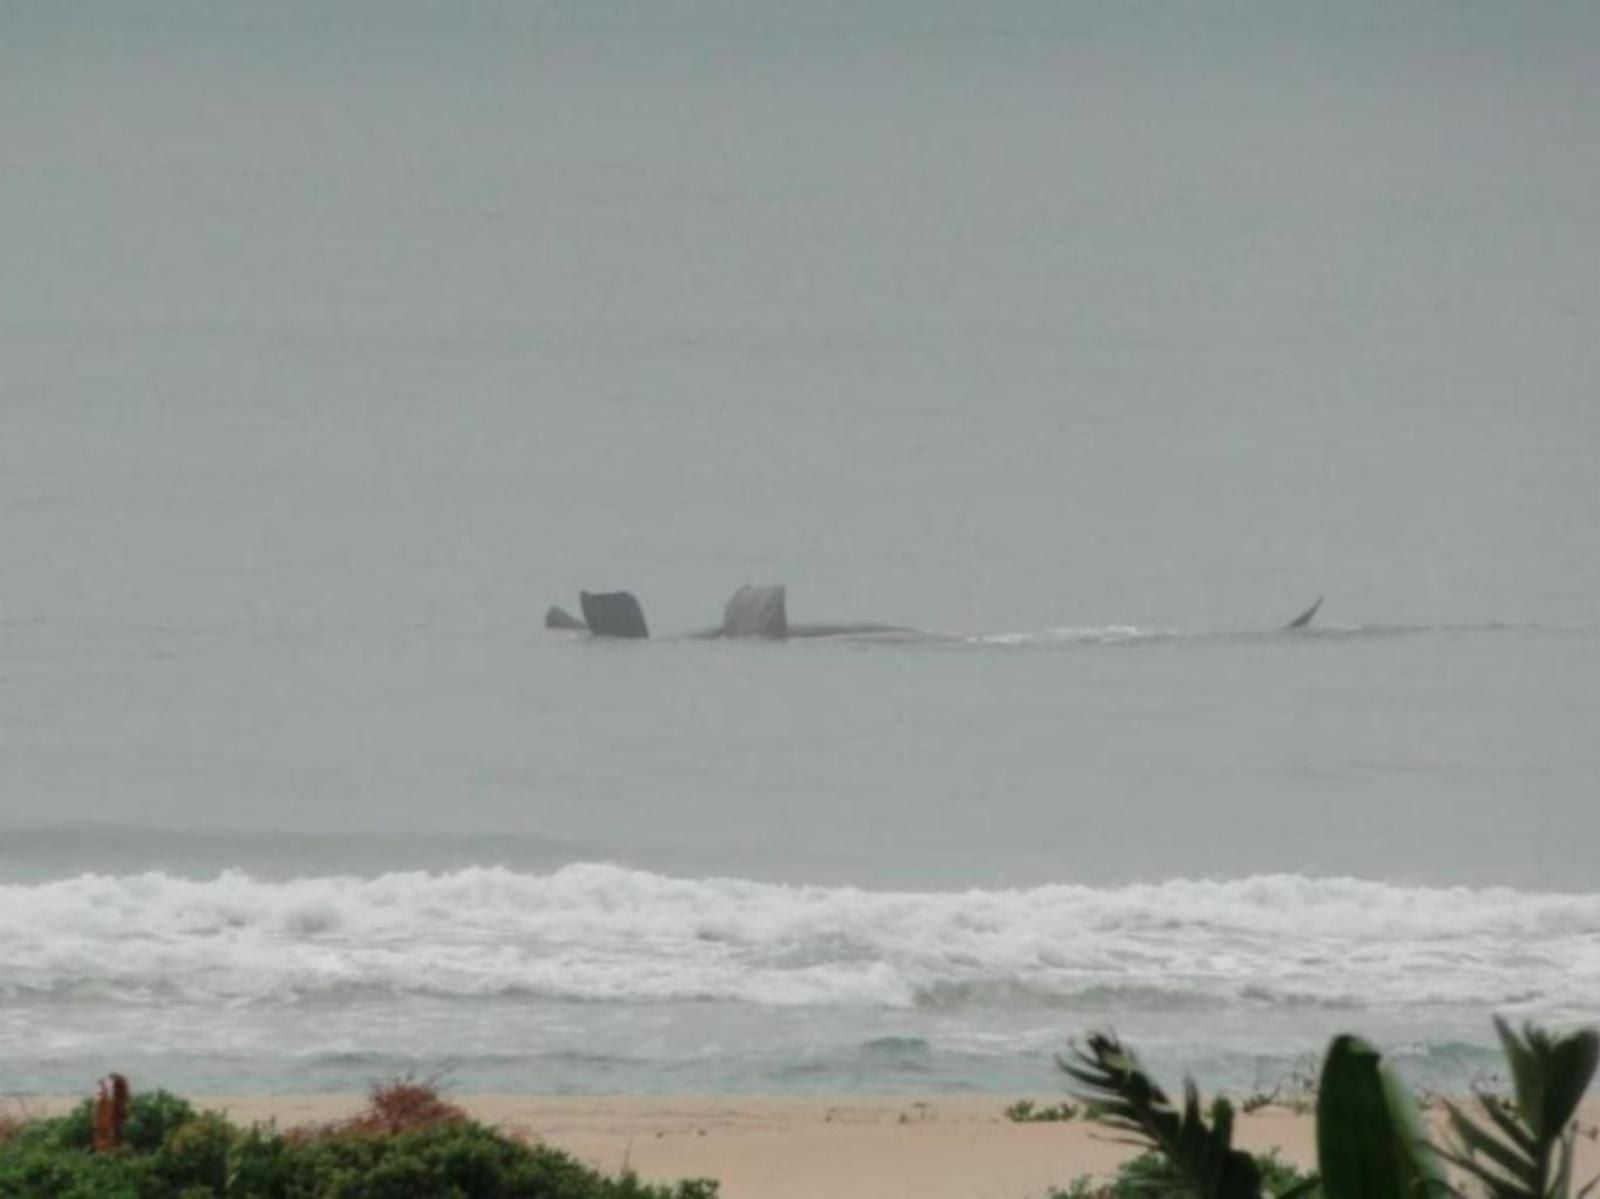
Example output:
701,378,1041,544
1049,1149,1312,1199
1056,1016,1599,1199
0,1082,718,1199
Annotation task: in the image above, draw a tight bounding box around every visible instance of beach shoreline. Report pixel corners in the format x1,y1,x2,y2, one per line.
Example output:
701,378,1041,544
12,1091,1599,1199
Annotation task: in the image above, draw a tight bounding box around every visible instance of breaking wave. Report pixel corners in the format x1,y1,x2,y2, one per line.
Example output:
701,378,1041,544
3,865,1597,1013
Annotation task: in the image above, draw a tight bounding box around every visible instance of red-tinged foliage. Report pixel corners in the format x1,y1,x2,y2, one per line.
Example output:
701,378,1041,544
340,1079,469,1136
91,1073,130,1152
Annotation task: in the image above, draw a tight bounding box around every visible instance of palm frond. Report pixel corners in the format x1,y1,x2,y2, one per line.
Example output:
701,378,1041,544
1059,1032,1265,1199
1435,1021,1600,1199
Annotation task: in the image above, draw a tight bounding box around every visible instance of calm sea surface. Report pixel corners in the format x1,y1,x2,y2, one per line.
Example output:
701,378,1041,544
2,1,1597,1096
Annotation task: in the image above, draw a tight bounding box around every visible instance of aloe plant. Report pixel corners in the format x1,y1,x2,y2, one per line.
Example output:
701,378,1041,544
1437,1018,1600,1199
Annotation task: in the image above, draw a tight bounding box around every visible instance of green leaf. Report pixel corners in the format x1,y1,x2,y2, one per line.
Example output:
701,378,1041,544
1492,1018,1598,1141
1498,1018,1545,1137
1060,1032,1264,1199
1441,1020,1600,1199
1539,1027,1599,1138
1442,1100,1536,1191
1315,1034,1447,1199
1276,1180,1320,1199
1477,1093,1540,1161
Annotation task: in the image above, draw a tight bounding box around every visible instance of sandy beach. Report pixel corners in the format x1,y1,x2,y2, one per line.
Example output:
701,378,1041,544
15,1091,1600,1199
217,1093,1147,1199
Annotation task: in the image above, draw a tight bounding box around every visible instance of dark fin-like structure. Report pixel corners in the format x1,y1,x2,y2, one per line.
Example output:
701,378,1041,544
545,605,588,631
580,590,650,639
721,584,788,638
1283,596,1323,630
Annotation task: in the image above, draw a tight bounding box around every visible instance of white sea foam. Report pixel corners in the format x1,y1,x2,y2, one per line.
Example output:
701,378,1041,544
3,865,1597,1012
971,625,1177,646
964,621,1583,649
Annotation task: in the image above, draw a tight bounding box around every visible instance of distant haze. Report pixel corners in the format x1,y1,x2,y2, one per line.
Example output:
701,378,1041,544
1,0,1597,1095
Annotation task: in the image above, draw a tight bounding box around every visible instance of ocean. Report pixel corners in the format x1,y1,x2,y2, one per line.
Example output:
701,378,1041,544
2,0,1598,1099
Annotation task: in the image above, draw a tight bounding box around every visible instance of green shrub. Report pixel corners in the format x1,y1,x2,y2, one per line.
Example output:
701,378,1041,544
1046,1151,1312,1199
224,1126,296,1198
1004,1099,1079,1123
154,1112,234,1195
26,1090,197,1155
275,1122,717,1199
124,1092,199,1155
0,1085,717,1199
0,1142,153,1199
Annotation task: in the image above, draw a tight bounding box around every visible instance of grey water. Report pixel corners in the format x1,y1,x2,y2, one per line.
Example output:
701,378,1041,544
2,0,1597,1098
